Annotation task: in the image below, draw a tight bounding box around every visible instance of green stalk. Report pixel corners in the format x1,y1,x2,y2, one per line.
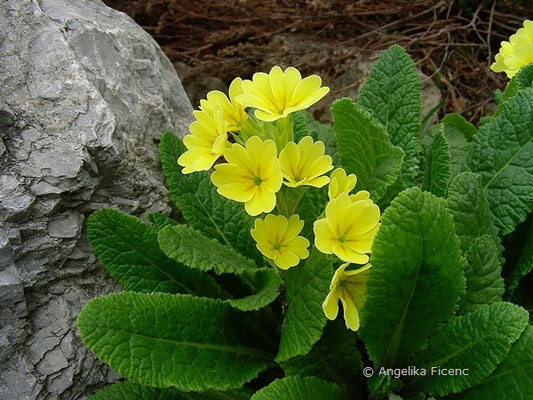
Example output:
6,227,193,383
275,185,309,217
274,115,294,150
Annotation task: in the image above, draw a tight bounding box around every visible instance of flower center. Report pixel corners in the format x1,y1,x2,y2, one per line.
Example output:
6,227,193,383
253,176,263,186
293,175,302,182
338,279,348,288
337,235,346,243
272,242,282,250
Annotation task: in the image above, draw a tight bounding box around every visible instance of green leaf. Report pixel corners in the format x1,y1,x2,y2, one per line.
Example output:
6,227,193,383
77,292,274,391
158,225,281,311
359,188,466,366
297,186,328,240
495,64,533,118
146,212,179,231
158,224,257,274
159,132,261,265
90,381,179,400
276,249,333,362
90,381,252,400
422,126,450,197
333,98,405,203
281,319,363,394
441,119,473,183
368,374,403,398
376,176,405,211
434,114,477,184
293,111,312,142
422,116,475,186
359,45,421,185
441,113,477,141
504,214,533,296
452,325,533,400
87,209,226,298
303,112,339,166
446,172,498,252
441,113,477,142
420,123,440,150
250,377,343,400
227,269,281,311
466,88,533,235
407,302,528,397
459,235,505,314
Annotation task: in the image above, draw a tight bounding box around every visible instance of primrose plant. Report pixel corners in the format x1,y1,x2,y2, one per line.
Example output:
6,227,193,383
79,20,533,400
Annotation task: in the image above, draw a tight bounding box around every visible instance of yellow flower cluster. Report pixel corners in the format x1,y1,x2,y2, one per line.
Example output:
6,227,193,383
211,135,333,217
177,66,381,331
491,19,533,78
177,66,331,270
226,134,332,269
178,67,329,174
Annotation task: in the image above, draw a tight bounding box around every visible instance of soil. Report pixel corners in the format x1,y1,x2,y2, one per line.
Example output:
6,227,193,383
103,0,532,125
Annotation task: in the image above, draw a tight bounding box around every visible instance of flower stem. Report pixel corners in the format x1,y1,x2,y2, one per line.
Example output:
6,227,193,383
274,115,294,150
275,185,308,217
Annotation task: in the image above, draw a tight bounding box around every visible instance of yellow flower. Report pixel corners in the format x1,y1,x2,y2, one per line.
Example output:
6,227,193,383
491,19,533,78
200,77,248,131
235,66,330,122
322,263,371,331
250,214,310,269
328,168,357,199
314,193,380,264
211,136,282,216
279,136,333,188
177,105,229,174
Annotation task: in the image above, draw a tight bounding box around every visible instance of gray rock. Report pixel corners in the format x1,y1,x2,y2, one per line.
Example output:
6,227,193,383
48,211,84,239
0,0,192,398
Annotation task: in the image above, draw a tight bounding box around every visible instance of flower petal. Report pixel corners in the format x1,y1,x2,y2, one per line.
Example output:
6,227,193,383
313,219,337,254
217,182,255,202
322,289,340,320
245,189,276,216
332,242,369,264
339,293,361,331
350,203,380,235
274,249,300,270
284,214,305,238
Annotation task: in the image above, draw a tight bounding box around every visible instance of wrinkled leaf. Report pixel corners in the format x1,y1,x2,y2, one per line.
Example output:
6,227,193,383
446,172,498,252
360,188,465,366
276,250,333,362
422,126,450,197
333,98,404,203
78,293,274,391
406,302,528,396
359,45,421,185
250,377,343,400
466,88,533,235
87,209,226,298
448,325,533,400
